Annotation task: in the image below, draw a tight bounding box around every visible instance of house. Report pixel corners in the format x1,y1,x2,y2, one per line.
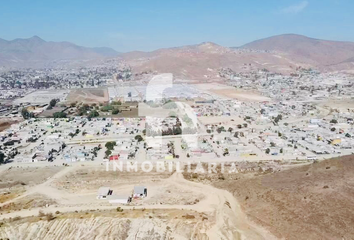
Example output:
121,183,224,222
331,138,342,145
108,195,132,204
97,187,112,199
133,186,147,198
109,155,119,161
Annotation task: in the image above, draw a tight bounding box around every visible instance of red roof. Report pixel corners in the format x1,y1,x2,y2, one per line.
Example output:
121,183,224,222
109,155,119,161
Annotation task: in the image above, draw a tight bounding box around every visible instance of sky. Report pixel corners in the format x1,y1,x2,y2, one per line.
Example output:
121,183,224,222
0,0,353,52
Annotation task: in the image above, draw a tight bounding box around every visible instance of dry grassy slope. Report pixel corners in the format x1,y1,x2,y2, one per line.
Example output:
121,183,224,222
214,155,354,240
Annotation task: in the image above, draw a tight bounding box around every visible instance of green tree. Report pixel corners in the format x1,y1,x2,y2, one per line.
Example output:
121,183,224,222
101,105,113,112
330,119,338,124
88,110,99,118
105,149,112,157
217,126,225,133
173,126,182,135
112,108,119,115
135,135,143,142
223,148,229,156
78,104,90,116
0,152,5,164
53,112,67,118
105,141,116,150
21,108,33,119
274,114,282,123
265,148,270,154
111,101,122,105
50,99,57,107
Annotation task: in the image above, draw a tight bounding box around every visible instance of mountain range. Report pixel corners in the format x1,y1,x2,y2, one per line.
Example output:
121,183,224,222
1,34,354,77
0,36,119,68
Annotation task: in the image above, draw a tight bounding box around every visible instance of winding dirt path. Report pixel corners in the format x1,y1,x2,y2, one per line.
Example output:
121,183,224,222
167,173,276,239
0,168,275,239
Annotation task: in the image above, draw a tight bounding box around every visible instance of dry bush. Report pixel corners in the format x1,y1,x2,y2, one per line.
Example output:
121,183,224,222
38,210,45,217
46,213,55,221
183,214,195,219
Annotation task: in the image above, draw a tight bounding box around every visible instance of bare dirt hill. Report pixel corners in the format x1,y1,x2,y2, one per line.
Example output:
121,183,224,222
242,34,354,70
200,155,354,240
122,42,300,79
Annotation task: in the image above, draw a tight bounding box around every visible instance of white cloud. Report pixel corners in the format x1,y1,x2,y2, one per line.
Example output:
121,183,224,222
280,1,309,14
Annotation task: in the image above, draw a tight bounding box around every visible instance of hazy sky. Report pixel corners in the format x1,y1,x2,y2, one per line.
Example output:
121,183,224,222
1,0,353,52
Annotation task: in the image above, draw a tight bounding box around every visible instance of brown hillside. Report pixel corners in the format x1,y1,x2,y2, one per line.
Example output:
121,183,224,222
214,155,354,240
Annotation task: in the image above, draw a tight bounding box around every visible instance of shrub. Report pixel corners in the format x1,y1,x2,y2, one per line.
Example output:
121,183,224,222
53,112,67,118
38,210,45,217
46,213,54,221
134,135,143,142
112,108,119,115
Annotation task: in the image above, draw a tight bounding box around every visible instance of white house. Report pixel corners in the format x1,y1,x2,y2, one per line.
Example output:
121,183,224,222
133,186,147,198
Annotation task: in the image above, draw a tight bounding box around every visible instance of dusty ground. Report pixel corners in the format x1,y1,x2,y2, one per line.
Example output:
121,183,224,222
0,166,64,204
65,88,109,104
0,194,56,214
210,88,271,102
198,116,244,125
185,155,354,240
320,98,354,111
13,90,69,105
193,83,271,101
38,106,67,117
0,209,207,239
0,166,64,189
0,163,274,239
52,167,172,193
0,119,19,132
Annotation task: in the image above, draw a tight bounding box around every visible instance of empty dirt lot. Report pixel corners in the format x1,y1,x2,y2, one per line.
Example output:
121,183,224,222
66,88,109,104
0,119,19,132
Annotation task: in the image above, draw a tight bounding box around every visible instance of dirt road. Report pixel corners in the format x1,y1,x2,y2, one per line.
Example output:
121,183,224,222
0,167,275,239
167,173,276,240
